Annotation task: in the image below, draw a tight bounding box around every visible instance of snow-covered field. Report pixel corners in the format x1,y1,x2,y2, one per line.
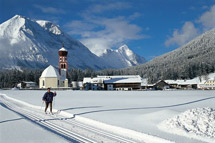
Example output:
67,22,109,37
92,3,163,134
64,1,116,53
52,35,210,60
0,90,215,143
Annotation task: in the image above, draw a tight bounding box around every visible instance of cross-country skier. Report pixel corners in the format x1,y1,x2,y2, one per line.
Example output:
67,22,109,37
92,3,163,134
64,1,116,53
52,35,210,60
42,87,56,114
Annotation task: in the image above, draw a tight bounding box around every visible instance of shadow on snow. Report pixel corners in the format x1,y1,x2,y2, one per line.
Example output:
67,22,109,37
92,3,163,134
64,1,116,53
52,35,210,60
0,117,24,124
44,96,215,120
74,96,215,116
59,106,102,112
0,102,80,143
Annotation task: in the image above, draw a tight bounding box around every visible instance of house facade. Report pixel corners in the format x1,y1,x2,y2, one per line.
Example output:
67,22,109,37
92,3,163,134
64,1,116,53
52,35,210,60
83,77,105,90
198,78,215,90
165,79,198,89
71,81,83,90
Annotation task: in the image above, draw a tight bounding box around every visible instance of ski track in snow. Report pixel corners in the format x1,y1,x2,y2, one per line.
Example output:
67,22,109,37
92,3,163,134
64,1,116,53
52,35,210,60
0,94,174,143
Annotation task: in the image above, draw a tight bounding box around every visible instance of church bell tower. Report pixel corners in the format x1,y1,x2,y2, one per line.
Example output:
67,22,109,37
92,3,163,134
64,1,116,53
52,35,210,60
59,44,68,79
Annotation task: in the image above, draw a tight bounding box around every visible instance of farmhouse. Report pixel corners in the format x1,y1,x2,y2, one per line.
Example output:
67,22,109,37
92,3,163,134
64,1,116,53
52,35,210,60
165,79,198,89
153,80,170,90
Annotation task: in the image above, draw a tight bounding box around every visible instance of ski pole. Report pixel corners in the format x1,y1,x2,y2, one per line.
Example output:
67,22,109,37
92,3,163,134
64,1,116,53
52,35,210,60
53,97,55,107
41,101,44,111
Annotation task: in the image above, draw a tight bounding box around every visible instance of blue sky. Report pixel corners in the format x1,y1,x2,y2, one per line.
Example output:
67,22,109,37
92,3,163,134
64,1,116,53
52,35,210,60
1,0,215,60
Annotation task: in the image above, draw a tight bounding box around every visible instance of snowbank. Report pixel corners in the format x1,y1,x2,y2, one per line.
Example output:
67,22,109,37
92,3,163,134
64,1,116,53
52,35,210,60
158,107,215,143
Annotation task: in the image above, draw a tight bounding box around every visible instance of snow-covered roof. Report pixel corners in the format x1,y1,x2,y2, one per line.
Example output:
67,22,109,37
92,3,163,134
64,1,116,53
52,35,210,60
141,78,148,86
165,79,199,85
83,75,142,84
104,77,141,84
23,81,36,84
59,47,67,51
83,77,104,84
104,75,141,84
40,65,60,78
97,75,140,79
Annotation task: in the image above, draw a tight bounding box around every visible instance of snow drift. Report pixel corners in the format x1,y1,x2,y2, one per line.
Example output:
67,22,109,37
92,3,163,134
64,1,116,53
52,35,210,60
158,107,215,143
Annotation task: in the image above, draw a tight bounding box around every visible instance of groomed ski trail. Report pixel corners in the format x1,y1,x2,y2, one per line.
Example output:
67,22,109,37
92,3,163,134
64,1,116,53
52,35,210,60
0,94,175,143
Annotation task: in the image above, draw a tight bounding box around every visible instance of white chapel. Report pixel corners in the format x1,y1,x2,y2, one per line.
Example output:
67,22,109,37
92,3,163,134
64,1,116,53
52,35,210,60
39,45,68,88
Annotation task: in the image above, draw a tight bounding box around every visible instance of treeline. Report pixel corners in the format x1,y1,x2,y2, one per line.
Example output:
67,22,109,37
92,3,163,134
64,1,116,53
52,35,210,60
121,60,215,83
69,62,215,83
0,68,119,88
0,70,42,88
0,68,98,88
0,63,214,88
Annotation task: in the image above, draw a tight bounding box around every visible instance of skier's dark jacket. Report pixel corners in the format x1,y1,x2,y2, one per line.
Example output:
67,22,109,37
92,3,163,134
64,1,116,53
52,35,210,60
42,92,56,103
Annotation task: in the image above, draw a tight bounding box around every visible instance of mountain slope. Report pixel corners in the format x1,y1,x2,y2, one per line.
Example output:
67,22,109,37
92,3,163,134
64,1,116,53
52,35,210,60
99,45,146,69
121,28,215,82
0,15,146,71
0,15,109,70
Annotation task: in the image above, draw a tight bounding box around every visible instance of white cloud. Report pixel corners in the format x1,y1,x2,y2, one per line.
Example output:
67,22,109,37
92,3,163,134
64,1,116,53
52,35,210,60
63,1,147,56
65,15,146,56
165,22,198,47
165,5,215,47
81,38,113,56
65,20,95,36
34,4,66,14
198,5,215,30
86,2,131,14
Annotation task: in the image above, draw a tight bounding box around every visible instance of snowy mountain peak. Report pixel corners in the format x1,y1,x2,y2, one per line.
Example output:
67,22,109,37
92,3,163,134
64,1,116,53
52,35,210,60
100,45,146,68
0,15,25,36
12,14,27,20
36,20,62,35
119,44,129,51
118,44,135,57
12,14,22,19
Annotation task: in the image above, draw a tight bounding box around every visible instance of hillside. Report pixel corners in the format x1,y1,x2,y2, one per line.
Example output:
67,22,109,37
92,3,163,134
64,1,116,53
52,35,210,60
117,29,215,83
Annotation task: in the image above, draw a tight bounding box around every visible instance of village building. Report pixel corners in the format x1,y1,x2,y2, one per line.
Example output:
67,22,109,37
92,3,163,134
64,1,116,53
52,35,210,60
198,78,215,90
165,79,198,89
39,45,68,88
102,75,142,90
71,81,83,90
141,79,200,90
141,78,155,90
83,75,142,90
153,80,170,90
83,77,105,90
17,81,36,89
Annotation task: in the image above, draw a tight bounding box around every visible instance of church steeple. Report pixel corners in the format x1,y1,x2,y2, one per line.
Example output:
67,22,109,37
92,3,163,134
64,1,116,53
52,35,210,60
59,43,68,78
